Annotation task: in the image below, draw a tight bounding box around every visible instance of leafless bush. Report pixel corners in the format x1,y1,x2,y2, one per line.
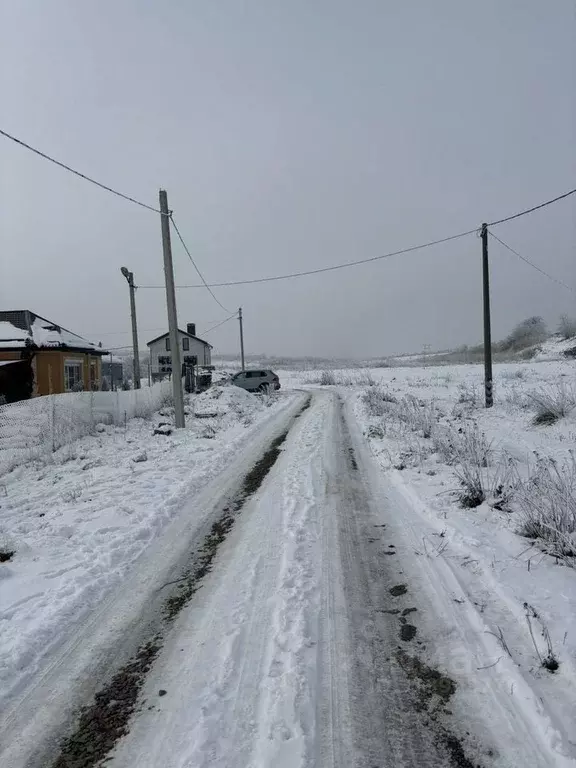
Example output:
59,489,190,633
159,391,175,409
363,386,398,417
529,386,576,425
516,453,576,564
500,368,526,381
558,314,576,340
432,423,514,509
396,396,436,438
457,382,480,406
301,372,322,385
503,316,548,352
320,370,336,386
62,485,83,503
453,453,516,510
355,370,377,386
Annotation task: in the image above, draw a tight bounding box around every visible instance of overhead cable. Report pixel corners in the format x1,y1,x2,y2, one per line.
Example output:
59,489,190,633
140,228,478,289
488,231,576,294
201,313,239,335
487,188,576,227
0,127,162,214
169,215,231,312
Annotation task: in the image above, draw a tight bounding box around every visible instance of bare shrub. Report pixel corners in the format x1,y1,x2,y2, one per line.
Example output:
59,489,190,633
159,391,175,409
320,370,336,386
62,485,83,503
500,368,526,381
558,314,576,340
503,316,548,352
363,386,398,417
432,423,513,509
355,370,377,386
529,386,576,425
431,425,459,465
453,452,516,510
301,372,322,385
516,454,576,564
457,382,480,406
395,396,436,438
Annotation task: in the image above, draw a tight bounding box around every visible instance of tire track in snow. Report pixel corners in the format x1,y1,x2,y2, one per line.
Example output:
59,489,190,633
251,398,326,768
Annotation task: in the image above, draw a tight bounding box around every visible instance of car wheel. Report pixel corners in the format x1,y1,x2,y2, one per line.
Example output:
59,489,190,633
258,383,268,393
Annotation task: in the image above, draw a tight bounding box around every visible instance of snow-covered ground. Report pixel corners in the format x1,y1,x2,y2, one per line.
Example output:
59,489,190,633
283,358,576,763
2,357,576,767
0,386,298,713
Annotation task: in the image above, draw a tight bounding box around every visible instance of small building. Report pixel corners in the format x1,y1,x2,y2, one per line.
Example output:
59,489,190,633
147,323,212,383
0,310,108,399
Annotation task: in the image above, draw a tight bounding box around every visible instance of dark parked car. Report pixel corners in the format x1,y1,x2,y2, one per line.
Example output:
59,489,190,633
231,369,280,393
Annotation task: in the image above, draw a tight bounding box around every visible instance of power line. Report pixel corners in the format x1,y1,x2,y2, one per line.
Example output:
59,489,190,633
169,215,231,312
2,124,575,292
140,228,479,289
139,185,576,290
487,188,576,227
201,313,239,335
489,231,576,294
0,127,162,214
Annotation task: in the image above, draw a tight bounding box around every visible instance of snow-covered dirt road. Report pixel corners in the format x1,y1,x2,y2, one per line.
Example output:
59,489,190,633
96,392,572,766
4,387,574,767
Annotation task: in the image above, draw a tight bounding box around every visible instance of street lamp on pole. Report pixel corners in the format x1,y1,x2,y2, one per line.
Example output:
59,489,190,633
120,267,141,389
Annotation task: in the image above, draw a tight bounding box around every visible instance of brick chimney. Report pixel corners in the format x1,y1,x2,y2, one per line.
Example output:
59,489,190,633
187,323,196,337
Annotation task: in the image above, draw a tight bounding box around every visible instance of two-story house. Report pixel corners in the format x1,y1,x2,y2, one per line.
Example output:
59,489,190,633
147,323,212,382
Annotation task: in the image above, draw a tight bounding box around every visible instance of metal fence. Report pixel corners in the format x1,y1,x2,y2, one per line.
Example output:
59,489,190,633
0,379,174,477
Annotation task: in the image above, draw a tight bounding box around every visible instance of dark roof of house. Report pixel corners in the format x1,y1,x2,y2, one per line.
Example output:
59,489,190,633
0,310,108,355
146,329,212,348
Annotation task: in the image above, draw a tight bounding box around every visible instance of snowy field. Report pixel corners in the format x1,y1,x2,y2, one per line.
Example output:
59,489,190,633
0,386,299,710
283,358,576,757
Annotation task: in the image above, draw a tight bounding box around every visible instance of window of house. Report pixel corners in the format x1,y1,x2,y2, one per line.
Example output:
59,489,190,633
183,355,197,366
165,337,171,351
158,355,172,372
182,337,189,351
64,360,83,392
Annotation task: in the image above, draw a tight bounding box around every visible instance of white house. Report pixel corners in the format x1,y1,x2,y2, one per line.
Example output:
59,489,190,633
147,323,212,382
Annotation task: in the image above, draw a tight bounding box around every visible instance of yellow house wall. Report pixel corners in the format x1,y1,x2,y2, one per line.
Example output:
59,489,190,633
1,349,104,396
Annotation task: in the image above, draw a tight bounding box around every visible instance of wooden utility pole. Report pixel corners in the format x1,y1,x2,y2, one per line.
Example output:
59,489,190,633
238,307,245,371
481,223,493,407
120,267,141,388
159,189,185,428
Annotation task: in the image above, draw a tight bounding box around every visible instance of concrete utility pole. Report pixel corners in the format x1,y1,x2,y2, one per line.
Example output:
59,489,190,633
481,223,493,408
238,307,245,371
120,267,141,388
159,189,185,428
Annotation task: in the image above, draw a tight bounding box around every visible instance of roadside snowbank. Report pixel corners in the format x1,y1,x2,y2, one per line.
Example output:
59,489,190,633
0,387,296,709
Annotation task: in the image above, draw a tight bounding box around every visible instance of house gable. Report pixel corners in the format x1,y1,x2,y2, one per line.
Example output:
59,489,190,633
146,328,212,349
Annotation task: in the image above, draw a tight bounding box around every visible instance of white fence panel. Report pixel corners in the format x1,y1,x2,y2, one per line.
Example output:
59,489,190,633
0,379,174,476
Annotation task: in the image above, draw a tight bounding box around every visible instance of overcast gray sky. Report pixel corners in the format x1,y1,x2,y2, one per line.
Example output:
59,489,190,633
1,0,574,359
